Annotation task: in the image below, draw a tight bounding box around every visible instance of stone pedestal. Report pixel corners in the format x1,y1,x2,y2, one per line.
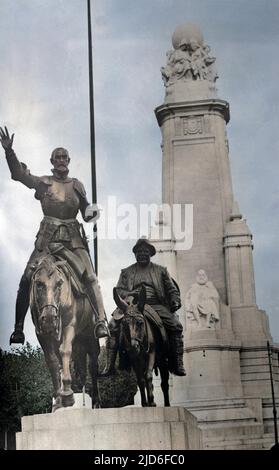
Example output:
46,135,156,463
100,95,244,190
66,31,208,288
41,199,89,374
17,403,276,450
16,407,201,450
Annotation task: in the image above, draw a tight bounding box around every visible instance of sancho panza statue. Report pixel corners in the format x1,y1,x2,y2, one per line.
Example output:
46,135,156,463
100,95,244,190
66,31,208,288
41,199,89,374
0,126,109,343
103,237,186,376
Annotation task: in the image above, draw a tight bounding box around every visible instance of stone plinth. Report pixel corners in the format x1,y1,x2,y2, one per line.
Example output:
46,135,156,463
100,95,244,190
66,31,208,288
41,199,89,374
16,407,201,450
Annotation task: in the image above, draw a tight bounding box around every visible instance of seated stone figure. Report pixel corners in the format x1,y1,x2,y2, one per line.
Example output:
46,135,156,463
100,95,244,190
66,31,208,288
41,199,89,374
0,126,109,343
185,269,220,329
102,237,186,376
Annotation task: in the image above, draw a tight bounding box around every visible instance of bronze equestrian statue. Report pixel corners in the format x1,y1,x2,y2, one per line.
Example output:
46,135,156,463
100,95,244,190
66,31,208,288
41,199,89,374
113,285,171,407
0,126,109,343
102,237,186,377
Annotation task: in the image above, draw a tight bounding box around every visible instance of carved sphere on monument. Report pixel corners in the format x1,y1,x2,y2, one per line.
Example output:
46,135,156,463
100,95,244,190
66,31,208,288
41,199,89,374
172,23,204,49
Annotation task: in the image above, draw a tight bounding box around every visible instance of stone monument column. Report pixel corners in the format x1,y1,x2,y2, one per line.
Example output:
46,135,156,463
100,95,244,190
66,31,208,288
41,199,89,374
155,23,233,303
150,23,278,422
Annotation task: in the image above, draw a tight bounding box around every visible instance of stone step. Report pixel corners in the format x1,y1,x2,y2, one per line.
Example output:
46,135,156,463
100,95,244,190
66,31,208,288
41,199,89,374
204,439,266,450
240,365,270,374
204,432,275,450
240,358,268,366
191,406,258,426
200,422,264,441
185,397,248,411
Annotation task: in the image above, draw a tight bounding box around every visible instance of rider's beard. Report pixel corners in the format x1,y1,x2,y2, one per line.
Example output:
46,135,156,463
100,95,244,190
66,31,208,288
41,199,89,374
137,256,150,267
51,166,69,179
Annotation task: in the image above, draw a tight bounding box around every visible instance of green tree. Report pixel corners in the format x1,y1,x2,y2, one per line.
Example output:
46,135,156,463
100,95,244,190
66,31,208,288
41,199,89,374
0,343,52,432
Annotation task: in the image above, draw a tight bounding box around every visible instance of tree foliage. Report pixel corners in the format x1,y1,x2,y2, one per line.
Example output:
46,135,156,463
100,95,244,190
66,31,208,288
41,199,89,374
0,344,138,432
97,346,138,408
0,343,53,432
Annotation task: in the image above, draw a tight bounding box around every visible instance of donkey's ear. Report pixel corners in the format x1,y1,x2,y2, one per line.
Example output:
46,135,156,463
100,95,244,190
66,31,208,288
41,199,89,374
137,285,146,313
113,287,128,312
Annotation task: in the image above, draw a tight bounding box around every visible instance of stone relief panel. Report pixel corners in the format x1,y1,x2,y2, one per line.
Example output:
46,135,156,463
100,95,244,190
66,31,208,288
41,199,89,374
173,115,213,138
183,116,203,135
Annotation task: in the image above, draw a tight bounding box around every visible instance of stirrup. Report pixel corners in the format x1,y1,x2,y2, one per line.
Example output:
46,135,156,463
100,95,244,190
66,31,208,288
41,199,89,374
94,320,109,339
10,327,25,345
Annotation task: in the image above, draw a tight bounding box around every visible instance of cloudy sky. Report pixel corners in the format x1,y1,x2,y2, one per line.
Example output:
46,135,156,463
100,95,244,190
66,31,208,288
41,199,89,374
0,0,278,350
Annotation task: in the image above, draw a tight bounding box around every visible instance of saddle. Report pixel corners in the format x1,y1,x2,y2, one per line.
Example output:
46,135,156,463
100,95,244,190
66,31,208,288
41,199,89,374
143,304,168,348
48,242,86,296
50,252,98,331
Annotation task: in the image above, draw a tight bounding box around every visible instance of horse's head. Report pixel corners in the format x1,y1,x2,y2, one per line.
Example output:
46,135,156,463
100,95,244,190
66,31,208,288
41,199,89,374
113,286,147,355
31,257,68,339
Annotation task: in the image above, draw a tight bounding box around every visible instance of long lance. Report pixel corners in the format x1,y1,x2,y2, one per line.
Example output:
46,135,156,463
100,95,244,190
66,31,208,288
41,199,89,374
87,0,98,275
267,341,278,446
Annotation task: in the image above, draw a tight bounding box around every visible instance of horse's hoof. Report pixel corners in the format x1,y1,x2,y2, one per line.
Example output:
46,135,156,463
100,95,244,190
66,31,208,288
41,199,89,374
52,396,62,412
61,391,75,407
149,402,157,407
62,396,75,407
52,403,62,412
92,402,101,409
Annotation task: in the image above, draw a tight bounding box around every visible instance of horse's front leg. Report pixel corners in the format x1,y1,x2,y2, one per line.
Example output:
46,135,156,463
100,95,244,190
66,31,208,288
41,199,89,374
159,358,170,407
88,338,101,409
59,324,76,407
146,350,156,407
38,336,62,412
133,362,148,407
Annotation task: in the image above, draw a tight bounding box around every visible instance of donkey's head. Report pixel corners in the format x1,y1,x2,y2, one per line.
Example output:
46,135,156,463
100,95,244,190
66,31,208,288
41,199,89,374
113,286,146,354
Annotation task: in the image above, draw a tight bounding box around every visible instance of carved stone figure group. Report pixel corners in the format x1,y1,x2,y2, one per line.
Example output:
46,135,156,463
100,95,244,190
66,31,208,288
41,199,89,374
161,37,218,86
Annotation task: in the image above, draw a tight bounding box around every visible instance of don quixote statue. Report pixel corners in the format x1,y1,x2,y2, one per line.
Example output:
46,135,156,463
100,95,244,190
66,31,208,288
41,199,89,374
0,126,109,410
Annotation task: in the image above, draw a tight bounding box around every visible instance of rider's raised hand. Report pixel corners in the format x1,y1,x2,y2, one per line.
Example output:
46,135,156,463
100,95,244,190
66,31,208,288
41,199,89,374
0,126,14,151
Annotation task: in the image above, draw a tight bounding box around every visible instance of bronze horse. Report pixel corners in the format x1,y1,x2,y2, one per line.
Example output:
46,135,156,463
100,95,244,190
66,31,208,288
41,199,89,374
30,255,100,411
113,286,170,407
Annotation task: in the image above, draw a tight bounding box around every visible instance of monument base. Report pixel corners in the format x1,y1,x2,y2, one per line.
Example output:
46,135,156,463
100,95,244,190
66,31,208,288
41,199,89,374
182,398,276,450
16,406,201,450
